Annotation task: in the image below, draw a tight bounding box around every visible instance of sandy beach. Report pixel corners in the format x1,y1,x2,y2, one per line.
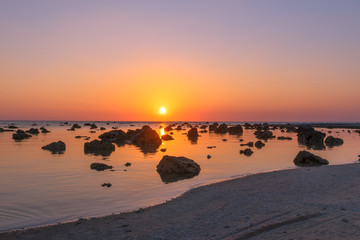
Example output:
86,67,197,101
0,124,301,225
2,163,360,239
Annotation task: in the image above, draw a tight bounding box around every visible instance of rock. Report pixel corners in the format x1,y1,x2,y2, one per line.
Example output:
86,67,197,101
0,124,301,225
297,126,326,150
84,140,115,156
164,126,173,131
240,148,254,156
156,155,201,183
12,130,32,141
90,162,113,171
255,140,265,149
99,130,127,143
101,183,112,187
325,136,344,147
0,128,4,132
42,141,66,154
199,129,208,133
222,139,227,142
175,126,183,130
160,148,167,152
209,122,219,132
131,125,162,153
207,146,213,149
90,124,97,129
100,127,106,130
254,129,274,140
125,162,131,167
293,150,329,166
228,125,243,135
7,125,18,129
277,136,293,140
161,134,174,141
286,126,297,133
200,125,208,129
26,128,39,135
40,127,51,133
187,128,199,141
240,142,254,147
207,155,211,159
68,123,81,131
215,123,228,134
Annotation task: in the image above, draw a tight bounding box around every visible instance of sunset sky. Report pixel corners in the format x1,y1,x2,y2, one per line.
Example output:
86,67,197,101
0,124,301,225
0,0,359,121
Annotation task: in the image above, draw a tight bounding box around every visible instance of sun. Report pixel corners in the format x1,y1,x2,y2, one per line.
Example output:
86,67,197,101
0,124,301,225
159,107,166,114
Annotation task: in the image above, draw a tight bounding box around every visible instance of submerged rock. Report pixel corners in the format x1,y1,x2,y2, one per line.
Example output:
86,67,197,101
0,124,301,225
12,130,32,141
161,134,174,141
293,150,329,166
156,155,201,183
90,162,113,171
84,140,115,156
42,141,66,154
325,136,344,147
240,148,254,156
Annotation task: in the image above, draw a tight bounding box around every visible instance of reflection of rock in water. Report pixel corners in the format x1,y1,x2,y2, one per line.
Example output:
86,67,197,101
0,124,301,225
293,150,329,166
156,155,201,183
84,140,115,156
297,126,326,150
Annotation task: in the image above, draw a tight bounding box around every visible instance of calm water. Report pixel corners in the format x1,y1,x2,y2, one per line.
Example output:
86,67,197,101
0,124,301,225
0,121,359,231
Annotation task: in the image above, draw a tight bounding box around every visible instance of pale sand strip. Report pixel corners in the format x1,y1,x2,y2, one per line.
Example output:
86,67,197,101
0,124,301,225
2,163,360,240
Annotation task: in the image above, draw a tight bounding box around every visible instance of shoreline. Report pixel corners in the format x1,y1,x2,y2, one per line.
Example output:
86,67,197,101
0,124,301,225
2,163,360,239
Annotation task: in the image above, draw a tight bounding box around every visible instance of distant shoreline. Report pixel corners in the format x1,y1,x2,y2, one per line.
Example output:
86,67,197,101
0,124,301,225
2,163,360,239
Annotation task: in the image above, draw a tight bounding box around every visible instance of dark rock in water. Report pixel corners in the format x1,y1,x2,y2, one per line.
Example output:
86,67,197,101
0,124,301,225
90,124,97,129
175,126,183,130
12,130,32,141
240,148,253,156
187,128,199,141
26,128,39,135
207,155,211,159
207,146,213,149
101,183,112,187
125,162,131,167
215,123,228,134
293,150,328,166
84,123,91,126
100,127,106,130
99,130,127,143
297,126,326,150
222,139,227,142
156,155,201,183
89,130,96,133
160,148,167,152
240,142,253,147
164,126,173,131
131,125,162,153
7,125,18,129
42,141,66,154
0,128,4,132
277,136,293,140
68,124,81,131
84,140,115,156
254,129,274,140
286,126,297,133
200,125,208,129
90,162,113,171
199,129,208,133
228,125,243,135
239,139,244,142
75,136,82,139
209,122,219,132
255,140,265,149
40,127,51,133
170,132,174,135
325,136,344,147
161,134,174,141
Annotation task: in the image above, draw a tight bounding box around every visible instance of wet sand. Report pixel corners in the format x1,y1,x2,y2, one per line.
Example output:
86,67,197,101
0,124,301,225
2,163,360,240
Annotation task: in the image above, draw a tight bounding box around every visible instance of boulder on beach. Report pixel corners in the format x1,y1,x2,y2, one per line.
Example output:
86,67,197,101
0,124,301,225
297,126,326,150
84,140,115,156
228,125,243,135
161,134,174,141
90,162,113,171
255,140,265,149
156,155,201,183
187,128,199,142
240,148,254,156
42,141,66,154
293,150,329,166
325,136,344,147
12,130,32,141
26,128,39,135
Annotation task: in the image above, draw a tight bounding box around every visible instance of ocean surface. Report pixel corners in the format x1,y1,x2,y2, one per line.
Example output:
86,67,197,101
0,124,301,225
0,121,359,231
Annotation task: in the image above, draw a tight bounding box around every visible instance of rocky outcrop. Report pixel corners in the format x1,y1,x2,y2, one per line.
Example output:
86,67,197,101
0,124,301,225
156,155,201,183
84,140,115,156
187,128,199,142
240,148,254,156
130,125,162,153
161,134,174,141
228,125,243,135
325,136,344,147
99,130,127,143
209,122,219,132
293,150,329,166
297,126,326,150
42,141,66,154
255,140,265,149
12,130,32,141
215,123,228,134
90,163,113,171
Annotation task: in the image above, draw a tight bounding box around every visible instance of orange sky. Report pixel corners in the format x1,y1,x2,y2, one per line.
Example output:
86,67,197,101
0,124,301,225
0,1,359,122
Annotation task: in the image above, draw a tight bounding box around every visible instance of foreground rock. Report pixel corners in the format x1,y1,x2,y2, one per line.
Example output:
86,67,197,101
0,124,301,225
84,140,115,156
90,163,113,171
293,150,329,166
156,155,201,183
325,136,344,147
12,130,32,141
297,126,326,150
42,141,66,154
